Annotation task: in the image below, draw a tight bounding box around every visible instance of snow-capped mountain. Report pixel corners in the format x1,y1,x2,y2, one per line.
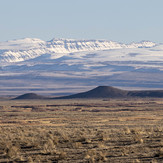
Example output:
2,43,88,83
0,38,156,63
0,38,162,96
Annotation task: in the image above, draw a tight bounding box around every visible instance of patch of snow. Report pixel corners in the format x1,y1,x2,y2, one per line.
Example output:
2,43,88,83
0,38,157,63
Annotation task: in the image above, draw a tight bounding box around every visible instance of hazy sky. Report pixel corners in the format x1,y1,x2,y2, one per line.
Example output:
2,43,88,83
0,0,163,43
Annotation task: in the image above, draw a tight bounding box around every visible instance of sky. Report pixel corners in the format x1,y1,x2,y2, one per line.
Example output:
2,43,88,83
0,0,163,43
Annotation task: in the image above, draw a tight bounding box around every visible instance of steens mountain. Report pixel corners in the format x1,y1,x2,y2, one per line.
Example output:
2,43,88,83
0,38,163,96
0,38,156,63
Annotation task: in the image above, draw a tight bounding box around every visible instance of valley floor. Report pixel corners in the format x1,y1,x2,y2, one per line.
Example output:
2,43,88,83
0,98,163,162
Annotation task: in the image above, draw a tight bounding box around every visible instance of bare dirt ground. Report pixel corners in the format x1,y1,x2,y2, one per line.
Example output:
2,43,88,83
0,98,163,162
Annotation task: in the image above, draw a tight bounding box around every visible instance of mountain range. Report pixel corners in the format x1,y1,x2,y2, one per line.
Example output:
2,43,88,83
0,38,163,96
0,38,156,63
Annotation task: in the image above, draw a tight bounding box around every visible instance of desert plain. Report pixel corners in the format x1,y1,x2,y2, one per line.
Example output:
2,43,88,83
0,98,163,162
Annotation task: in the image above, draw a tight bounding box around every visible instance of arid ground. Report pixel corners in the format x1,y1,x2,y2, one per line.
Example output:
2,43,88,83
0,98,163,162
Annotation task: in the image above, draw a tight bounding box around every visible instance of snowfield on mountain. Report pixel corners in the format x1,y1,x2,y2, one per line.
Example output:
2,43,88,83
0,38,163,95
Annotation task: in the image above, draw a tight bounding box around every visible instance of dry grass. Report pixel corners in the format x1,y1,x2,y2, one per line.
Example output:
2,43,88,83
0,98,162,162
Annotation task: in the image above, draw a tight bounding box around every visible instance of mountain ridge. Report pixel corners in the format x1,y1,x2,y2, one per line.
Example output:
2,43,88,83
14,93,47,100
54,86,163,99
13,86,163,99
0,38,156,63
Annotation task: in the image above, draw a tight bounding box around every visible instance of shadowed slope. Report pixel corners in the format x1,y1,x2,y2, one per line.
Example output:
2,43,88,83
128,90,163,98
54,86,163,99
13,86,163,100
14,93,47,100
54,86,128,99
